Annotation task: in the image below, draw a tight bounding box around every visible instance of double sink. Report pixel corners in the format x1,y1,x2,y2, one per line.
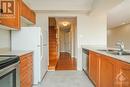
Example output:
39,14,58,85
98,49,130,56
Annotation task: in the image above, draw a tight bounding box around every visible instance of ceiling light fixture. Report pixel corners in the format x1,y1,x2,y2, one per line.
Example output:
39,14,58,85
62,22,69,26
122,22,126,25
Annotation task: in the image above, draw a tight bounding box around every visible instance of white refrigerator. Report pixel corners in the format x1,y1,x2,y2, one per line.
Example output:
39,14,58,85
11,27,48,85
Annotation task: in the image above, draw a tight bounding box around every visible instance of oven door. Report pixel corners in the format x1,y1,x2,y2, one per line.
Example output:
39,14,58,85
0,63,20,87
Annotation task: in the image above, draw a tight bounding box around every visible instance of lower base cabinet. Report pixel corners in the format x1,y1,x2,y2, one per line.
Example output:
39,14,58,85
88,51,130,87
89,51,100,86
20,53,33,87
100,55,116,87
116,62,130,87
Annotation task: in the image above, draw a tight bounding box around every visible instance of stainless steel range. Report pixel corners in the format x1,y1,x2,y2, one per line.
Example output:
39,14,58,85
0,55,20,87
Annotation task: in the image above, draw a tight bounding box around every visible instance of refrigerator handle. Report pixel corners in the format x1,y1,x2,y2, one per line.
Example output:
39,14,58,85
40,32,44,59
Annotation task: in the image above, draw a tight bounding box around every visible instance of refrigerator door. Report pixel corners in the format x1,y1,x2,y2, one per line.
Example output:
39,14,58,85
40,32,44,60
11,27,42,84
42,30,47,45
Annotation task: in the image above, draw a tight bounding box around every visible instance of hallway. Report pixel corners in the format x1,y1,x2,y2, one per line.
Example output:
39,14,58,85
56,52,77,70
38,71,94,87
48,17,77,70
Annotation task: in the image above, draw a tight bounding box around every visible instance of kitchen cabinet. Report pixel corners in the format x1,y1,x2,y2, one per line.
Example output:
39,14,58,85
0,0,36,30
20,52,33,87
89,51,100,86
88,50,130,87
0,0,21,29
21,1,36,24
116,61,130,87
100,55,116,87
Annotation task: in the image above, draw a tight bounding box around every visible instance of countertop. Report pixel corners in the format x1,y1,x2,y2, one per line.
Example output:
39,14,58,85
82,45,130,64
0,49,33,56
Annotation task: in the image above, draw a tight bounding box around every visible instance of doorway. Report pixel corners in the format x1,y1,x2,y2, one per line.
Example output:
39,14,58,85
48,17,77,70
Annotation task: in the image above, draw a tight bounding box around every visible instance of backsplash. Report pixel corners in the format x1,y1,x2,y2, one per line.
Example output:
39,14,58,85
107,24,130,50
0,29,10,49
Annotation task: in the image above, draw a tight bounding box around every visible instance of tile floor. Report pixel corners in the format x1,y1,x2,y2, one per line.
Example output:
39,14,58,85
33,71,94,87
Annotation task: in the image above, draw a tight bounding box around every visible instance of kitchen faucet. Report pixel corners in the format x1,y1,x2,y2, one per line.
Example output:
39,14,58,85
116,41,124,52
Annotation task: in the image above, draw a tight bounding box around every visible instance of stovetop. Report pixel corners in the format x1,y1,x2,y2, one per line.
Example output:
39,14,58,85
0,55,19,70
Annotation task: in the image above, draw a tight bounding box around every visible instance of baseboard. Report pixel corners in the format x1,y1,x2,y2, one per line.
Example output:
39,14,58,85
41,71,48,82
48,70,55,71
33,71,48,86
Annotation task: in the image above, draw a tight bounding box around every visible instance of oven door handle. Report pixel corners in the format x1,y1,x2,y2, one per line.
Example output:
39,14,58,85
0,62,19,77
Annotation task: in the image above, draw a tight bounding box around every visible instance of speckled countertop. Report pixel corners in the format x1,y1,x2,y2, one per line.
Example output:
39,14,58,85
0,49,33,56
82,45,130,64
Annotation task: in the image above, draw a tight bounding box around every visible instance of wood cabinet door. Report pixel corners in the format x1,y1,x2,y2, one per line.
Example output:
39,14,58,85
20,53,33,87
27,53,33,87
89,51,100,86
21,1,36,24
115,61,130,87
0,0,21,29
100,55,116,87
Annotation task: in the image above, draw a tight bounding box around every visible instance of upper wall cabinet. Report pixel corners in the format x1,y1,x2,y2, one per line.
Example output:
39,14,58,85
0,0,36,30
0,0,20,30
21,1,36,25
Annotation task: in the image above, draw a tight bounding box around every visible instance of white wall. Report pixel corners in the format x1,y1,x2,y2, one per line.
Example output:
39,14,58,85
0,29,10,49
71,23,76,58
35,12,107,70
77,15,107,70
108,24,130,50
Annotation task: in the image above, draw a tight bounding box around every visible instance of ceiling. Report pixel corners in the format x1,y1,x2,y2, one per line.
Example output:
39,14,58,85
24,0,94,12
107,0,130,29
56,17,76,23
55,17,76,33
24,0,123,14
23,0,126,29
56,17,76,27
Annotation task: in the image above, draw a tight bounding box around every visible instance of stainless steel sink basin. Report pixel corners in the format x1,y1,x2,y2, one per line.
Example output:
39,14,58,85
98,49,130,55
98,49,119,52
110,51,130,55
